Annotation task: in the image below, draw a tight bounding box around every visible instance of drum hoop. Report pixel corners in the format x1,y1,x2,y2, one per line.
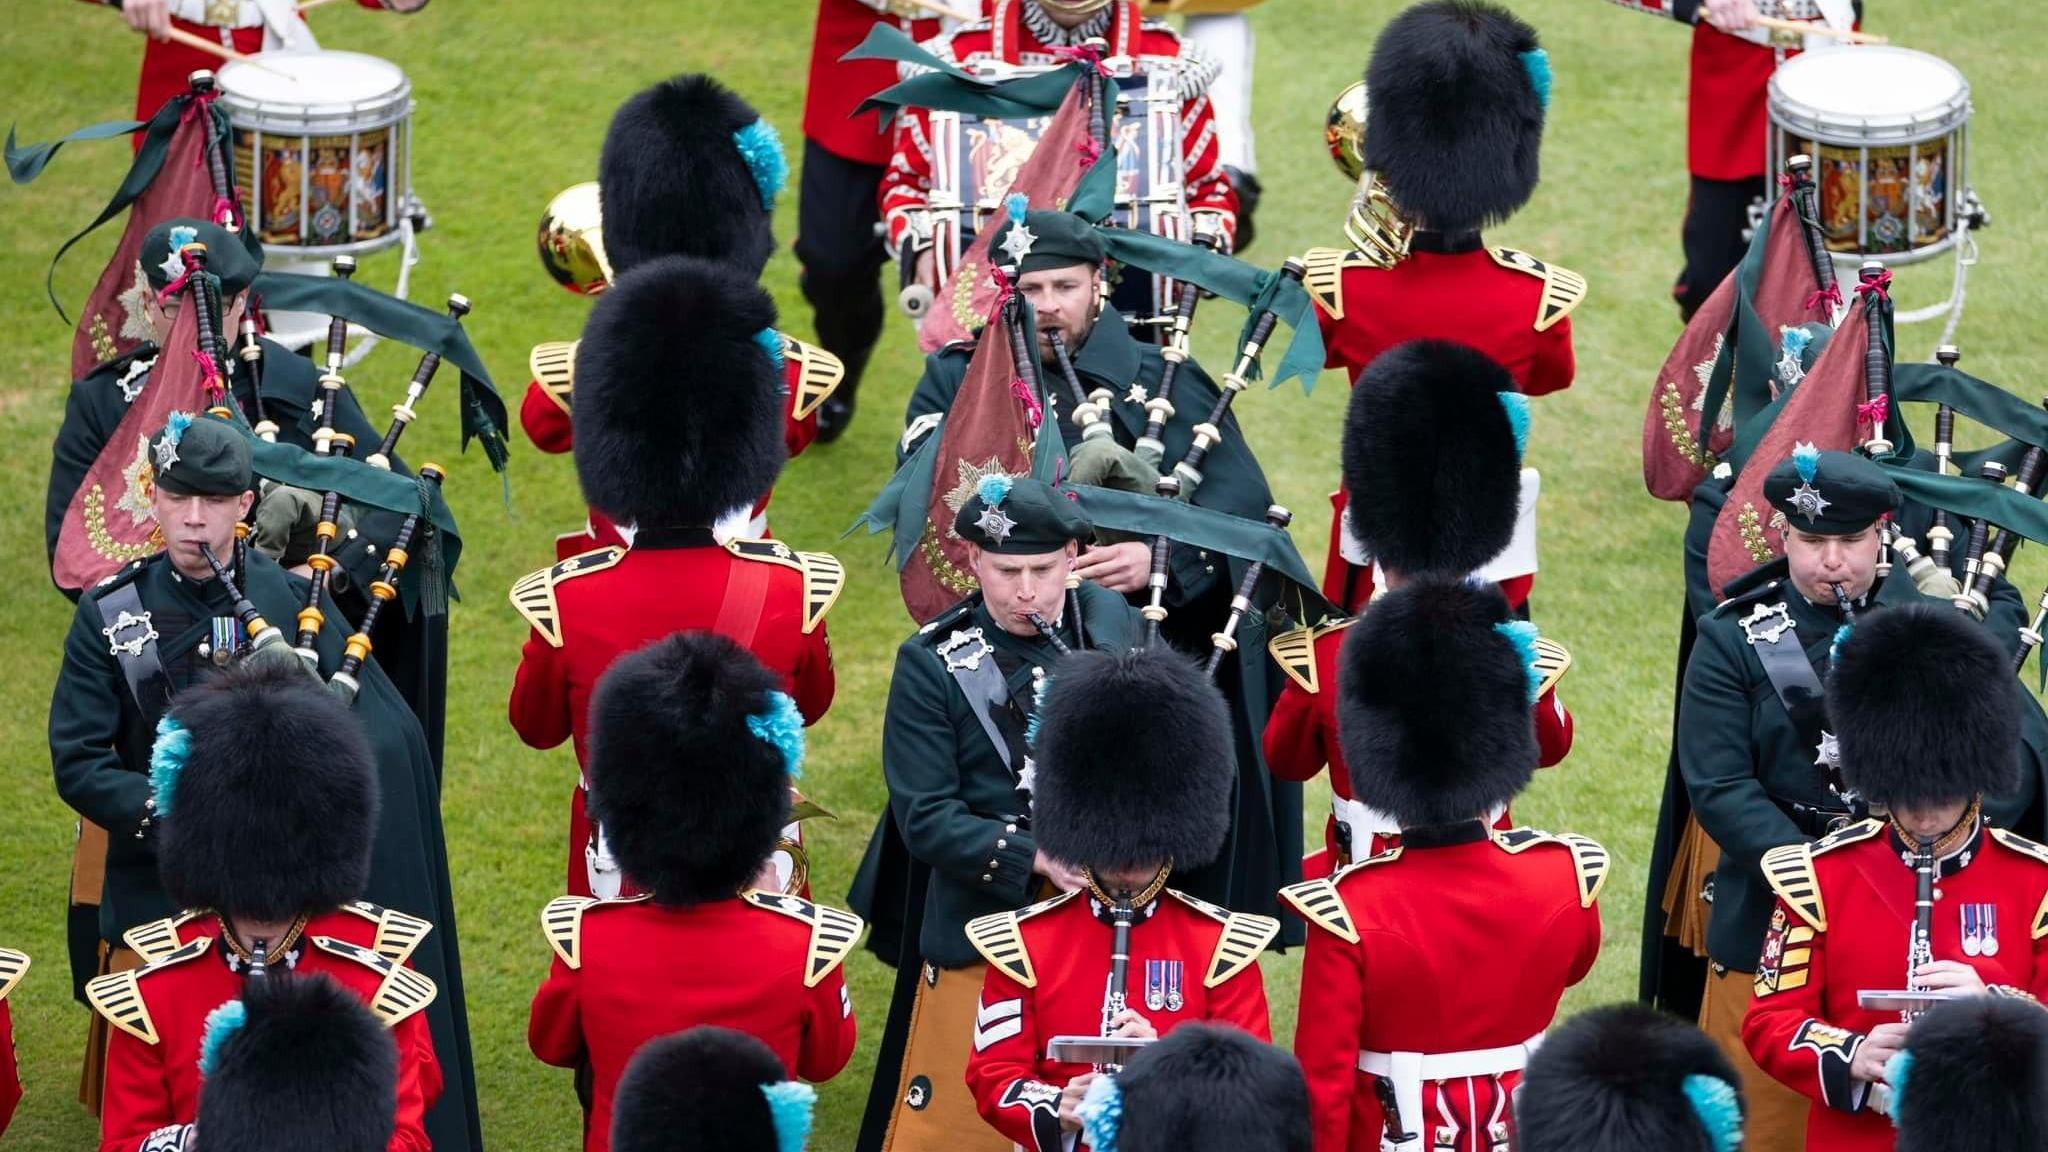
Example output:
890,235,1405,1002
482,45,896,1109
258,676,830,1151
222,89,413,135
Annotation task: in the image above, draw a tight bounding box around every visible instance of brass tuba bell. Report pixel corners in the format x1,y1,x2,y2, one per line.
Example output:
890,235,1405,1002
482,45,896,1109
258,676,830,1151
536,182,612,296
1325,81,1412,269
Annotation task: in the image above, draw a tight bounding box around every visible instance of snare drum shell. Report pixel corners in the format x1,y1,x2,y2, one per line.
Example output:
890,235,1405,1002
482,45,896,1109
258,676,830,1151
1767,47,1971,263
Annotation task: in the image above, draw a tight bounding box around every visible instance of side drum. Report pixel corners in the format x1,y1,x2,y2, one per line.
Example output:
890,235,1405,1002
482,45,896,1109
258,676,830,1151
216,51,415,256
1768,46,1971,264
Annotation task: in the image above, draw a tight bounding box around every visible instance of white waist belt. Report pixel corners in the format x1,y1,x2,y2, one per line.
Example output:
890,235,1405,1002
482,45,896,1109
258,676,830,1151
170,0,321,52
1357,1032,1542,1152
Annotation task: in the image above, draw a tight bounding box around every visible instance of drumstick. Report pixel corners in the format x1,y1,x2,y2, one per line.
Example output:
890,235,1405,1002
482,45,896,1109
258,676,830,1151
296,0,343,11
1752,15,1888,44
161,27,296,77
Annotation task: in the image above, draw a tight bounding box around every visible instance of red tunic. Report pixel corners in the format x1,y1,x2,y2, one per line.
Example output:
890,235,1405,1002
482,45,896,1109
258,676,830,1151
1284,826,1604,1152
518,335,842,551
0,949,21,1140
964,886,1276,1152
506,534,838,896
804,0,941,165
88,908,441,1152
1742,820,2048,1151
1304,241,1580,614
527,891,860,1152
1262,619,1573,871
877,0,1238,253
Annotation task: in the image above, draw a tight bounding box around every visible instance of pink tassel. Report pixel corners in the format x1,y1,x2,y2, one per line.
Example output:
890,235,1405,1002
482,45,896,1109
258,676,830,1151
1857,395,1889,426
1010,377,1043,430
1855,268,1894,299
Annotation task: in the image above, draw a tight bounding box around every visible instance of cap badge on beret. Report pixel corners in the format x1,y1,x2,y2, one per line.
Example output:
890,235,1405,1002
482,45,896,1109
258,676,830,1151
154,411,193,472
974,473,1018,545
1788,441,1831,524
159,225,199,283
998,194,1036,265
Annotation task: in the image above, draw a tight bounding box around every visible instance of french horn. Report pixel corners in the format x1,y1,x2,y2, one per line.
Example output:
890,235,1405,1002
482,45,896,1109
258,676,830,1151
1326,81,1412,269
536,182,612,296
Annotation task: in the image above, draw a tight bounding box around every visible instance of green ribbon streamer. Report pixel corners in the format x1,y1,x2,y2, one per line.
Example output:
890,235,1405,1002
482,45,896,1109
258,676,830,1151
845,24,1086,126
1068,484,1320,591
1894,363,2048,450
852,423,941,570
251,272,510,472
1884,466,2048,550
1089,228,1323,394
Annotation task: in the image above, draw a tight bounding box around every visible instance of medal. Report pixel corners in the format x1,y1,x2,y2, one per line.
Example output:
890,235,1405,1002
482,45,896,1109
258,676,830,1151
1961,903,2000,957
1983,904,2000,957
1144,959,1165,1012
1961,903,1981,956
1164,959,1184,1012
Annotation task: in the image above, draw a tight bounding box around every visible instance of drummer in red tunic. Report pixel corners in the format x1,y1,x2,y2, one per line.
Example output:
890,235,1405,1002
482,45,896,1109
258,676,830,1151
1282,576,1605,1152
1742,605,2048,1152
796,0,941,441
879,0,1241,281
520,75,843,553
1597,0,1852,318
93,0,425,128
1263,343,1573,877
963,647,1277,1152
1301,1,1583,617
527,633,861,1152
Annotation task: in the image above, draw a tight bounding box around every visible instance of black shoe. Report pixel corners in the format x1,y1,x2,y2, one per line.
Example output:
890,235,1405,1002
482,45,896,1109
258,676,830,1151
1225,166,1262,255
816,389,857,444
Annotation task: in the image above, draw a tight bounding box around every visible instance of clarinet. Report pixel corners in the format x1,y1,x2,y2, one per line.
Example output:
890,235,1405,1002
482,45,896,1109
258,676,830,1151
1101,893,1135,1073
367,294,470,470
292,433,357,665
1785,155,1840,321
1955,460,2010,612
1904,833,1938,1023
2016,582,2048,675
331,463,445,703
1858,261,1894,456
1967,437,2048,613
1026,612,1073,656
1928,345,1962,570
312,256,358,456
1045,329,1090,411
1170,259,1307,499
1134,231,1223,469
1205,505,1291,678
1140,475,1180,648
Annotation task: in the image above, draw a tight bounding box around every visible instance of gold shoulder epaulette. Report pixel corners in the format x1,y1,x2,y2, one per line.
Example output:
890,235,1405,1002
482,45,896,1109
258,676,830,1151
121,910,206,964
1209,911,1279,987
0,948,28,1003
1533,637,1572,698
1491,828,1610,908
308,937,437,1026
340,900,434,965
1266,617,1353,694
724,538,844,634
1986,829,2048,941
509,546,627,648
1301,246,1374,321
529,340,577,413
963,890,1079,988
539,893,649,970
1761,842,1828,932
1279,849,1400,944
1488,247,1587,333
87,937,211,1044
782,336,845,421
740,891,865,987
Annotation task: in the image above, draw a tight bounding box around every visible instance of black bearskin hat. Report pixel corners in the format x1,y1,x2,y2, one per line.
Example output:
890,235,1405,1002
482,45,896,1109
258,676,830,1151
194,974,399,1152
1341,340,1524,578
1518,1004,1745,1152
1365,0,1547,231
600,74,778,278
1032,648,1233,872
1110,1024,1312,1152
1828,604,2021,809
611,1027,804,1152
157,662,378,919
1896,995,2048,1152
586,632,795,905
573,256,787,529
1338,576,1536,826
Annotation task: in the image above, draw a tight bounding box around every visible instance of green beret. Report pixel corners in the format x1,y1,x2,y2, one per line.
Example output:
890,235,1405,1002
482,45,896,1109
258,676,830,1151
151,412,252,497
985,207,1105,275
953,475,1092,554
1764,446,1897,535
141,218,263,297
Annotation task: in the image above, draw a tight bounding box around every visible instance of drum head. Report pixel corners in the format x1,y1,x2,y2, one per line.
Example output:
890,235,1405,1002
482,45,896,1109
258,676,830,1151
1771,47,1969,144
218,51,411,130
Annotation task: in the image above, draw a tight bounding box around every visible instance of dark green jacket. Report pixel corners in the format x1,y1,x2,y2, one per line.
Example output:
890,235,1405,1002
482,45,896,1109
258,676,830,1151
1678,556,2043,971
849,584,1140,969
48,549,480,1152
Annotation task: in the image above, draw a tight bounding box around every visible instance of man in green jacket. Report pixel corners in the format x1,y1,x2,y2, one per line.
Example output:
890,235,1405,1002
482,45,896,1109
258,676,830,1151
850,476,1139,1152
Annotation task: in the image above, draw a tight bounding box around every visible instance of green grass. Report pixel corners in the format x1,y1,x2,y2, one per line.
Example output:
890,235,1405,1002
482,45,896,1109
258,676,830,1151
7,1,2048,1147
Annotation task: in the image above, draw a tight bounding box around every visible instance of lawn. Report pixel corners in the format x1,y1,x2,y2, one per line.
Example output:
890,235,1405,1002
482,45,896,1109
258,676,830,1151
5,0,2047,1147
